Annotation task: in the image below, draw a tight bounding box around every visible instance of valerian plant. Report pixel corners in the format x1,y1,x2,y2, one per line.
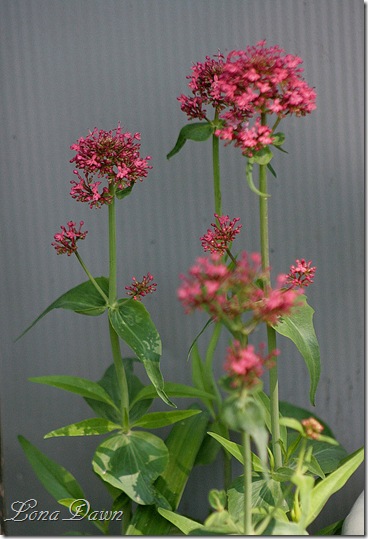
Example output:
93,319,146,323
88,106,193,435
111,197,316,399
17,41,363,535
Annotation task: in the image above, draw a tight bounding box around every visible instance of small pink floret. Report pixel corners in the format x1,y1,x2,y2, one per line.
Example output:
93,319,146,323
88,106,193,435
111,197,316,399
287,258,316,288
125,272,157,300
200,213,242,254
52,221,88,255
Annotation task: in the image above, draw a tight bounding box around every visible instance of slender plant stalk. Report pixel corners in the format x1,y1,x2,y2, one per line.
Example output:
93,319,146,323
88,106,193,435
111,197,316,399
108,193,130,429
258,132,283,469
242,431,253,535
212,112,222,216
75,251,109,304
211,121,234,491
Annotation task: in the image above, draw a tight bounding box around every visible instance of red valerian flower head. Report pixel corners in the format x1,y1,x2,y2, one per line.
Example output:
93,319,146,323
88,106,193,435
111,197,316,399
52,221,88,255
224,340,279,388
217,40,317,119
200,214,242,254
125,273,157,301
178,52,228,120
69,125,152,208
286,258,316,288
215,41,316,155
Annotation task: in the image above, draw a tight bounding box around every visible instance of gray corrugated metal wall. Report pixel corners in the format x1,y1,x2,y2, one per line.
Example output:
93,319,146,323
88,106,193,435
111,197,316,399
1,0,364,535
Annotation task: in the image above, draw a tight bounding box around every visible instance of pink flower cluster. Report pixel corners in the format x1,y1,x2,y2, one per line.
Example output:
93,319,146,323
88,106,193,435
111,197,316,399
177,52,227,121
179,41,316,157
200,214,242,254
52,221,88,255
178,251,302,326
70,125,152,208
125,273,157,300
224,341,279,388
215,41,316,156
287,258,316,288
217,41,316,119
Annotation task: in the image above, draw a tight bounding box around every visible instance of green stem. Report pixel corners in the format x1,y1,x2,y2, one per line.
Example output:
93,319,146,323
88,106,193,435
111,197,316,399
258,114,282,469
108,194,118,305
267,325,282,468
242,431,253,535
212,112,222,215
75,251,109,304
108,191,129,428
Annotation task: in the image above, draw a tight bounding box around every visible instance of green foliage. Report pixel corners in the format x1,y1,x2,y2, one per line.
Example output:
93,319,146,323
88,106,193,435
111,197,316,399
29,375,119,412
83,361,153,425
167,122,215,159
273,295,321,405
157,508,204,534
16,277,109,340
131,409,201,429
126,409,209,535
221,392,269,466
130,382,215,407
306,447,364,526
44,418,121,438
18,435,84,502
108,299,173,406
93,430,170,507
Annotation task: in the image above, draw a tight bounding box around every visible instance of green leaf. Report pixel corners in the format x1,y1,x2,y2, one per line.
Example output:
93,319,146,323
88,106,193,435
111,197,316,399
116,183,134,199
18,436,84,502
167,122,214,159
152,406,209,508
207,431,264,472
29,375,119,412
264,520,308,535
191,341,218,414
306,446,364,526
157,508,204,534
131,409,201,429
194,420,228,466
316,519,344,535
84,360,153,425
208,431,243,464
267,162,277,178
279,416,305,435
273,295,321,405
130,382,215,408
228,474,289,528
126,408,209,534
92,431,170,507
108,299,174,407
16,277,109,340
44,418,121,438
